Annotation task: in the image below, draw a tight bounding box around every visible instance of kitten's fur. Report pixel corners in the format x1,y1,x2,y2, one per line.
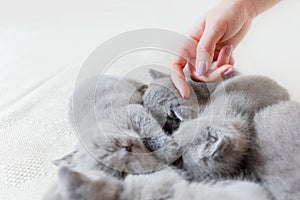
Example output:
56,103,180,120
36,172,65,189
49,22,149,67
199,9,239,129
62,75,163,178
46,70,297,200
45,166,270,200
254,101,300,200
133,71,289,181
142,69,234,134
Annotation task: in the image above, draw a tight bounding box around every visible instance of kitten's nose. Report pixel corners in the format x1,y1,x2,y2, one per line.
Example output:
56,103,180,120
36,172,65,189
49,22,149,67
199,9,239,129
125,146,132,152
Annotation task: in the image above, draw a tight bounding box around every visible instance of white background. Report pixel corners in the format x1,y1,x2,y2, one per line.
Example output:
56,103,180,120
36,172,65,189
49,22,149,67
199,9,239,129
1,0,300,106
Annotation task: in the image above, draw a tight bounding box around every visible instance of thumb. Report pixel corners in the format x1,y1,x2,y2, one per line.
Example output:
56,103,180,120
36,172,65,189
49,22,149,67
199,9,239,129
196,25,224,76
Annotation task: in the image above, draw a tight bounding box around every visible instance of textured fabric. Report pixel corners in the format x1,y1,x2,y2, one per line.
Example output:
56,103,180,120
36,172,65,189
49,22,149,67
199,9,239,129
0,66,78,200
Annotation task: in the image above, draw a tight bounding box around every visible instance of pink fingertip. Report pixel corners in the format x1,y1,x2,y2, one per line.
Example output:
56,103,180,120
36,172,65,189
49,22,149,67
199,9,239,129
223,68,234,76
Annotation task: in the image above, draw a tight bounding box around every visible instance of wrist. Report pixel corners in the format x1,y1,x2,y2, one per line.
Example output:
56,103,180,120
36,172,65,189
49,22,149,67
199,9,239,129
240,0,281,19
236,0,258,19
222,0,257,19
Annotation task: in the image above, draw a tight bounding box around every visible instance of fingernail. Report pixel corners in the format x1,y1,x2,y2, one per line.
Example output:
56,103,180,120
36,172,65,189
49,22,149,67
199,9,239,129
196,62,206,76
225,45,233,56
181,92,189,99
223,68,234,76
179,88,189,99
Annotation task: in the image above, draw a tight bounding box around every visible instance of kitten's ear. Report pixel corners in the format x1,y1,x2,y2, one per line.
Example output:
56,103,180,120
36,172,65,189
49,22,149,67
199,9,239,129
199,127,224,158
52,150,77,166
137,84,148,94
149,69,168,80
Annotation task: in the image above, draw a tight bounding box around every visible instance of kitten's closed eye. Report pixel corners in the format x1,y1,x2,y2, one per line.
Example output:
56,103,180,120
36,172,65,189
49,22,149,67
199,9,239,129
110,137,144,153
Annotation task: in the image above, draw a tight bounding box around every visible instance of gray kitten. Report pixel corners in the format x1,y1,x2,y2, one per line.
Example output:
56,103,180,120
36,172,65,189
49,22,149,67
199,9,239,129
142,69,234,134
46,71,293,200
254,101,300,200
131,71,289,181
56,75,162,178
45,166,270,200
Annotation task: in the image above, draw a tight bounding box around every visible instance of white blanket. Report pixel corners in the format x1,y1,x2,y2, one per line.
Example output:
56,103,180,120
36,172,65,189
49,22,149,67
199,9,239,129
0,66,78,200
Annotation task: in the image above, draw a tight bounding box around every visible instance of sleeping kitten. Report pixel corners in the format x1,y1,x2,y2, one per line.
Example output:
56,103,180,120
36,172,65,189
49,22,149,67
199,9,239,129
45,69,294,200
45,166,270,200
131,71,289,181
57,75,162,178
142,69,232,134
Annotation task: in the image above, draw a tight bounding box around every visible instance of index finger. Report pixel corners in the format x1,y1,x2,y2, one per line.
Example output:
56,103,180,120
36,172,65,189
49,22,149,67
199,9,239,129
171,56,190,99
170,19,206,99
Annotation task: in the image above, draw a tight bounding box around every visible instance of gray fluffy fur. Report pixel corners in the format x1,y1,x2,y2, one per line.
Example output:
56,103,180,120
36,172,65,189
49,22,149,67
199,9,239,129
45,166,270,200
142,69,232,134
45,70,299,200
60,75,162,178
254,101,300,200
132,72,289,182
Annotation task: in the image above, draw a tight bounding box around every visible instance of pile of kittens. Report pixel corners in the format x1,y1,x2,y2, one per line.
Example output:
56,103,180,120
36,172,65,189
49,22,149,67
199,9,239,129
45,70,300,200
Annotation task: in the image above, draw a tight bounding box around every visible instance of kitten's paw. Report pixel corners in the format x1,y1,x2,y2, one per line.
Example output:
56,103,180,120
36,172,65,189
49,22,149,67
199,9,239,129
127,104,168,152
127,104,160,135
127,104,149,131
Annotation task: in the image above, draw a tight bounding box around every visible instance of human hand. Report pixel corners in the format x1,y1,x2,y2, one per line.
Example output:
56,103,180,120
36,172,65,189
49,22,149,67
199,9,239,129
171,0,255,98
